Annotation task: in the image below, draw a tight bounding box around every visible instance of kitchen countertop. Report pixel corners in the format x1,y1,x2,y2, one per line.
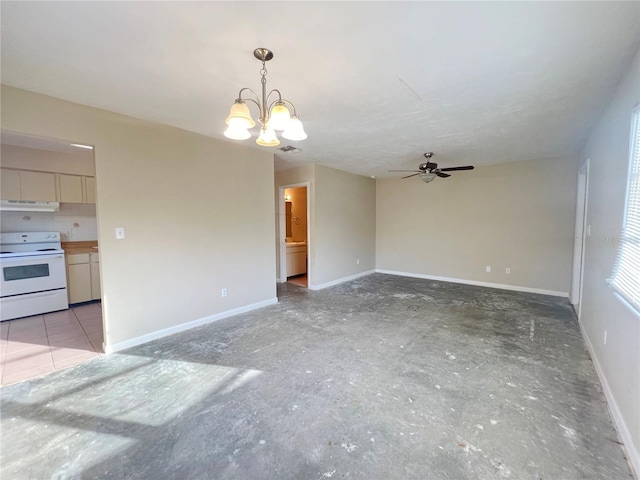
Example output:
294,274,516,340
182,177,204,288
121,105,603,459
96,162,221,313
62,241,98,255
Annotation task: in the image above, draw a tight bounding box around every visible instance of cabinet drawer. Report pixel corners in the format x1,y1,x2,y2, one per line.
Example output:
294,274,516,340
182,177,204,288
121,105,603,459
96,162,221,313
67,253,90,264
286,245,307,254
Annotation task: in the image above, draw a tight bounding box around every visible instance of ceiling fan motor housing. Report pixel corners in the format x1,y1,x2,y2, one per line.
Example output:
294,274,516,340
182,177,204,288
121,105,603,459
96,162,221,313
419,162,436,171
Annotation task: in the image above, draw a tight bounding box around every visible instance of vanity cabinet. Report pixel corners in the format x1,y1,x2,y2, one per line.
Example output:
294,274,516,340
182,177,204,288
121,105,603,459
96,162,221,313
66,252,101,303
1,168,57,201
286,244,307,277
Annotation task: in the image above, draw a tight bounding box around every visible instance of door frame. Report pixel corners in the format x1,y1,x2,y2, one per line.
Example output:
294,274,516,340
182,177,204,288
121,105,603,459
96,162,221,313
571,158,590,318
278,182,310,284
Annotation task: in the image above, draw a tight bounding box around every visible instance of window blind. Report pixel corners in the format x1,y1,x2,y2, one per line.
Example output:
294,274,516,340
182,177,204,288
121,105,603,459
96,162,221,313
608,104,640,313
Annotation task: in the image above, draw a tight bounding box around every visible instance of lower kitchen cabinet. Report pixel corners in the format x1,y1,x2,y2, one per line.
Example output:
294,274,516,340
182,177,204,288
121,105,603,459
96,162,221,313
90,253,100,299
67,252,100,303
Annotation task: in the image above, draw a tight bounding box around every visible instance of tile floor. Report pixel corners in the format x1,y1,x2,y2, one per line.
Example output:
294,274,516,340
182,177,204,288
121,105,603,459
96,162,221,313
0,302,103,386
287,273,308,287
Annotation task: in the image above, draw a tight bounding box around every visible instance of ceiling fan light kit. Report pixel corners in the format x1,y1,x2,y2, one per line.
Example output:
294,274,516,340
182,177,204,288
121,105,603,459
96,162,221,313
419,173,437,183
389,152,475,182
224,48,307,146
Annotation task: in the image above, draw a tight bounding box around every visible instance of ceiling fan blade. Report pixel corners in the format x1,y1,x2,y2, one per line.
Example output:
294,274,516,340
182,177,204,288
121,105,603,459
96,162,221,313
401,173,421,179
436,172,451,178
439,165,475,172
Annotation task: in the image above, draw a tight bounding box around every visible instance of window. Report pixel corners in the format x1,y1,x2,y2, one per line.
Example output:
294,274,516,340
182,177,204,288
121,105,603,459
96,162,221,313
608,104,640,313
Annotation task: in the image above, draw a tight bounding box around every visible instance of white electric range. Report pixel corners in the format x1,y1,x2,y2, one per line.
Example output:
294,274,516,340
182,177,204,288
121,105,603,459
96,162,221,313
0,231,69,321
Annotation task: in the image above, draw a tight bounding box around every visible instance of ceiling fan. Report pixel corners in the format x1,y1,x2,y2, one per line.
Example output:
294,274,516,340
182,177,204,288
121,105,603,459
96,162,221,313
389,153,475,183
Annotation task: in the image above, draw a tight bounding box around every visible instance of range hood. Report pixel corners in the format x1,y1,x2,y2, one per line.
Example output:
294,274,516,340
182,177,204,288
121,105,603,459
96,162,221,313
0,200,60,212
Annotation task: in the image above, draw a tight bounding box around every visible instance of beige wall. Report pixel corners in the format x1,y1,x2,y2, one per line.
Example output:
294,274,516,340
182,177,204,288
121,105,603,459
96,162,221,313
2,86,277,349
313,164,376,287
579,47,639,472
376,157,577,294
275,164,376,288
1,143,95,176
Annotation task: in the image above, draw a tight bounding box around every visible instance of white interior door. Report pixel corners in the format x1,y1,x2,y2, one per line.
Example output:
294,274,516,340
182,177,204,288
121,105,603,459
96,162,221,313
571,159,589,317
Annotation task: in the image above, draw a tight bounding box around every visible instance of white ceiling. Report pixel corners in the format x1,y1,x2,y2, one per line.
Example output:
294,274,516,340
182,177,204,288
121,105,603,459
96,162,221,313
1,2,638,177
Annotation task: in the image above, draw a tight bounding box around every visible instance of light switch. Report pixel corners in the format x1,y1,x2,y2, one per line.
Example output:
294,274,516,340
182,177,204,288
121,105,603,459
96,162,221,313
115,227,125,239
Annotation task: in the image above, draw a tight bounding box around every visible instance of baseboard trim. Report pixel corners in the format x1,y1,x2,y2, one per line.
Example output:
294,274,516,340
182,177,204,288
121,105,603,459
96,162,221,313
309,270,375,291
578,320,639,478
375,269,568,297
104,297,279,354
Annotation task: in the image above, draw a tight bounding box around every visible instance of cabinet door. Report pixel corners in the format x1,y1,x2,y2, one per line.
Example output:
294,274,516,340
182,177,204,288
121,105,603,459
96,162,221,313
90,254,101,300
57,174,84,203
286,250,307,276
85,176,96,204
20,171,56,201
1,169,21,200
293,251,307,275
68,263,92,304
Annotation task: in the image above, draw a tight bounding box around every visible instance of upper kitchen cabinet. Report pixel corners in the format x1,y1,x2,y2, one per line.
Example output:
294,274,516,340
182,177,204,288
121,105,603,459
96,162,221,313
57,173,83,203
85,176,96,204
56,173,95,204
0,169,20,199
1,134,96,203
1,168,57,201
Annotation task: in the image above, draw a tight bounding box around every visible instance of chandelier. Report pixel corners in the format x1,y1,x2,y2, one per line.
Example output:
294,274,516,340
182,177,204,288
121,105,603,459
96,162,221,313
224,48,307,147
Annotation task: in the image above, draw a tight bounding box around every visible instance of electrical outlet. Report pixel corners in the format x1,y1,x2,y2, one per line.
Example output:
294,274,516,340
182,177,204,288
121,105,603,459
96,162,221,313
115,227,125,239
485,265,491,273
505,267,511,275
221,288,227,298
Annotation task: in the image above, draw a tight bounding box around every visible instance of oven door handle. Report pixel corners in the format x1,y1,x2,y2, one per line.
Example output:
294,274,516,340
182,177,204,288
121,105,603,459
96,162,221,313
0,254,65,264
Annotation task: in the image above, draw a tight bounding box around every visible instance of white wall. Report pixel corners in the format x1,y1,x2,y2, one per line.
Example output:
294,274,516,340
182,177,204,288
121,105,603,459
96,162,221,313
579,47,640,475
376,157,577,295
1,86,277,351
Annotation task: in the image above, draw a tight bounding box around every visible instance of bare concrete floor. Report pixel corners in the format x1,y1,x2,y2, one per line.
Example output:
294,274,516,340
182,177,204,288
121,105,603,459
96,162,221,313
0,274,633,479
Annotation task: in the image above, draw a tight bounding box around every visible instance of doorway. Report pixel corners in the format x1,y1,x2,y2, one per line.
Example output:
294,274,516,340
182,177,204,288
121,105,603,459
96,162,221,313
571,159,589,318
279,183,309,287
0,131,104,385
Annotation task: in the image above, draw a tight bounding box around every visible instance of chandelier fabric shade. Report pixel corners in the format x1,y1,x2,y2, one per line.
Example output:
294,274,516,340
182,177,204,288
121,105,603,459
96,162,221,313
224,48,307,147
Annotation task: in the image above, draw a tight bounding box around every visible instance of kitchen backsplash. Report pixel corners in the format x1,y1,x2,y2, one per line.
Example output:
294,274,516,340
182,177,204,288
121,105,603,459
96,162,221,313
1,203,98,241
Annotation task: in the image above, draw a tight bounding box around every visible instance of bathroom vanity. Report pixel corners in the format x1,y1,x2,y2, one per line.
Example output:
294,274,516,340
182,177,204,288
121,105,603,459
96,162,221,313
286,242,307,277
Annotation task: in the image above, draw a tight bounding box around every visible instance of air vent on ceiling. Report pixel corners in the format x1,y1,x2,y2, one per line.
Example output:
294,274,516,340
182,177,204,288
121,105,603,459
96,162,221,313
278,145,302,153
